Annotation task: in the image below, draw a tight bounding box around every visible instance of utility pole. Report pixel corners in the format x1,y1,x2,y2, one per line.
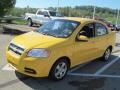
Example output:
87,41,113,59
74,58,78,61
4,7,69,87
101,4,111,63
57,0,59,12
93,6,96,19
26,5,29,13
116,9,119,25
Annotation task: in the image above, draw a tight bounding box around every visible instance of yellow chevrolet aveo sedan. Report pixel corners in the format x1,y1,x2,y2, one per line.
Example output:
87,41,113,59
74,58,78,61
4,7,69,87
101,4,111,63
6,18,116,80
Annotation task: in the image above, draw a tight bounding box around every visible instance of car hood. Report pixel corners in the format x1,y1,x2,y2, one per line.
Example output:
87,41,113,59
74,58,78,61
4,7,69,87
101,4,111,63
12,31,66,50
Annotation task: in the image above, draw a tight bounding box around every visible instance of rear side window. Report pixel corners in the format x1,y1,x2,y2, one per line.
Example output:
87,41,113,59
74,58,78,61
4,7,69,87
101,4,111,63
43,11,49,16
37,11,48,16
95,23,108,36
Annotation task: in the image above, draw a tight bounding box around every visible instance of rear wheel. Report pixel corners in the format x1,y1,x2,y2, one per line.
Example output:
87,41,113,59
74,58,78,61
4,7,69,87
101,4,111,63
28,18,33,27
102,48,112,61
49,59,69,81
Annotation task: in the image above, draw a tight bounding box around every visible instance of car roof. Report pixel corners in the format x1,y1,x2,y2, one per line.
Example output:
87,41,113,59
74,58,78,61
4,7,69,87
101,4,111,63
63,17,103,23
38,9,56,12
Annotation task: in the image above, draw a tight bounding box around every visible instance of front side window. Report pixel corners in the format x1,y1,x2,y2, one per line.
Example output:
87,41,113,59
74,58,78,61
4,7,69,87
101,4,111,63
95,23,108,36
36,19,80,38
79,23,95,38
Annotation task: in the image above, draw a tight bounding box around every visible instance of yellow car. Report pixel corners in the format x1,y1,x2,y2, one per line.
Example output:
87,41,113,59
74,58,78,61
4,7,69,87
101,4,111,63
6,18,116,80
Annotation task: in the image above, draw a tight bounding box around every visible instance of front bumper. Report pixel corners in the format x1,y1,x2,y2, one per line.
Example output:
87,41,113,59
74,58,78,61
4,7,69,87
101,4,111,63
6,51,53,77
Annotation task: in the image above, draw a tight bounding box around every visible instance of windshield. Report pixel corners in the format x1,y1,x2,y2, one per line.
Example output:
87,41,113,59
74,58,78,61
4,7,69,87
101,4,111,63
49,11,62,17
36,19,80,38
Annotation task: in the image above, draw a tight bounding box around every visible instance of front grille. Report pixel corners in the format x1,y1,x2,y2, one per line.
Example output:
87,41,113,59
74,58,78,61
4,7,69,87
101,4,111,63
8,43,24,56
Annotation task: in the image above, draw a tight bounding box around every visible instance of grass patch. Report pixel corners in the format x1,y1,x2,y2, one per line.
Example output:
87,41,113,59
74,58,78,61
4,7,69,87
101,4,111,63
13,19,27,25
0,16,27,25
106,17,120,24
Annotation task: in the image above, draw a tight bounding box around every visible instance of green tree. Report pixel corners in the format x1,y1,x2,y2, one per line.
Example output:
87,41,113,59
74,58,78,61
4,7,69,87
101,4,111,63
0,0,16,17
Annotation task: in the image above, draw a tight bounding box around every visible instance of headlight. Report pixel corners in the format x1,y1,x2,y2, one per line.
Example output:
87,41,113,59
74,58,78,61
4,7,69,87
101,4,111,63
27,49,50,58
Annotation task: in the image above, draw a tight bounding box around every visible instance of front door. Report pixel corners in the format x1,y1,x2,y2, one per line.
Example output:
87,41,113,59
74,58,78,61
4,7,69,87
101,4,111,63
35,11,43,24
73,23,96,65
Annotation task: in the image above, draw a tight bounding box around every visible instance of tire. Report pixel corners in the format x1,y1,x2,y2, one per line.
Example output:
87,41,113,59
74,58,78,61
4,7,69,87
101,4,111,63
49,59,69,81
27,18,33,27
101,48,112,61
116,28,119,31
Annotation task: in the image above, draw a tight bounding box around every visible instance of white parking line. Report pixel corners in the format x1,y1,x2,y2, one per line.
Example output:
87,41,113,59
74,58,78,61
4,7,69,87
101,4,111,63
94,55,120,75
69,64,85,73
68,73,120,79
68,73,94,77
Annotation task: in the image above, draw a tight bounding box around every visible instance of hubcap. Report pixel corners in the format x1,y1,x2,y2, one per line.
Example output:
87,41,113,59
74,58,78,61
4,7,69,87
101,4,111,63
55,62,67,79
105,49,111,60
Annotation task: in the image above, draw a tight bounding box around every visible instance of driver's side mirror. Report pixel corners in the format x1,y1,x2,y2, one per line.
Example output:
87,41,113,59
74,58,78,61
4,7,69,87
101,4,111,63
77,35,88,42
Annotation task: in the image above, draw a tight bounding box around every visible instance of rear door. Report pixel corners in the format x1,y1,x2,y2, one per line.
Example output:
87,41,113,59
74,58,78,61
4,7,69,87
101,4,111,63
94,23,110,58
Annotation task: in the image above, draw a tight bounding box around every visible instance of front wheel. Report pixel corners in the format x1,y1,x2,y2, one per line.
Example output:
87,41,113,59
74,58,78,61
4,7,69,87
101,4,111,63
49,59,69,81
102,48,112,61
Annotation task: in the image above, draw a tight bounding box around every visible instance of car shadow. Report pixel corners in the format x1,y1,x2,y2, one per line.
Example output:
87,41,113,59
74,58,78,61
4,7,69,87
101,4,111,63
15,71,106,90
15,71,72,90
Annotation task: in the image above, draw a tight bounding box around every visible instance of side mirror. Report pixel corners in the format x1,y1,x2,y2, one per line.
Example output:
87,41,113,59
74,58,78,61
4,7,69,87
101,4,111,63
77,35,88,42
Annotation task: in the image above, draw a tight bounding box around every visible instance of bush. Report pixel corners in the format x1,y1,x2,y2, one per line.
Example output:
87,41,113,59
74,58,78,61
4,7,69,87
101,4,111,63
0,0,16,17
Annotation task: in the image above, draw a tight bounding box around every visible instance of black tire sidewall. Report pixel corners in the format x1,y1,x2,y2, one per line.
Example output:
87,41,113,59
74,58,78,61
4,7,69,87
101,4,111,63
28,19,33,26
103,48,111,61
49,59,69,81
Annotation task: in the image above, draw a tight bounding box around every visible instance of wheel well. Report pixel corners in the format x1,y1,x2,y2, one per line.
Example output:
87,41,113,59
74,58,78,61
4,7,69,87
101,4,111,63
49,56,71,77
57,56,71,67
108,46,113,52
27,18,32,21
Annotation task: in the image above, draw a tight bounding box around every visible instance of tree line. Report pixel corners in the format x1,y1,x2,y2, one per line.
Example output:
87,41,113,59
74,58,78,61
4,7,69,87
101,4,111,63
0,0,16,17
0,0,119,23
8,6,119,23
9,6,117,17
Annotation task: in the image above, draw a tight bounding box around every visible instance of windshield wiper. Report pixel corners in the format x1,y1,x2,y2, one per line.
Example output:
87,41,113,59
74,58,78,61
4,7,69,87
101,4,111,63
39,32,57,37
46,33,59,38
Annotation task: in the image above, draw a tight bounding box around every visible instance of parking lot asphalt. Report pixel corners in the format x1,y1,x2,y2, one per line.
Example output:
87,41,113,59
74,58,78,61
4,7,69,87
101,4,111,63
1,29,120,90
